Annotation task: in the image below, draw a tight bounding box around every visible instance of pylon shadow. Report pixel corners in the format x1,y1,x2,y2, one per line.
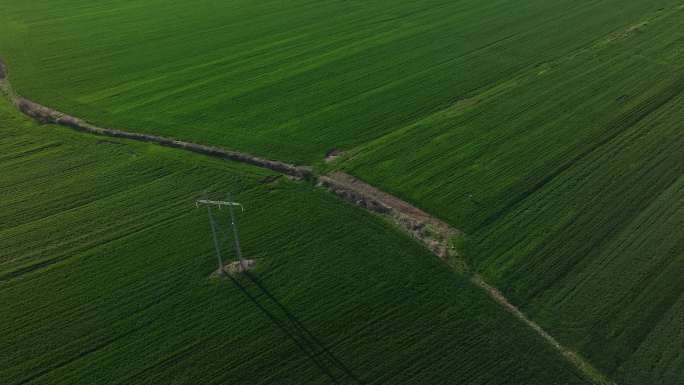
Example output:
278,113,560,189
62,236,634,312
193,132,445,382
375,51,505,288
227,271,363,385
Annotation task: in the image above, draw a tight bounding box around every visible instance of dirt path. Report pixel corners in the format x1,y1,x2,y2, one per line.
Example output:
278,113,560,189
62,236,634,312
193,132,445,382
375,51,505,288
0,58,615,385
319,171,459,260
0,61,310,179
472,276,616,385
318,173,615,385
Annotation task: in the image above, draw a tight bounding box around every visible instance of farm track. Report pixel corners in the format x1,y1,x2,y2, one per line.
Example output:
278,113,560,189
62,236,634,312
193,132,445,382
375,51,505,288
0,58,614,385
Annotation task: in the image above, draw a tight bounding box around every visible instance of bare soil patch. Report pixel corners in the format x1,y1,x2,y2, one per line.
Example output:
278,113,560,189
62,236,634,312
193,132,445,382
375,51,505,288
224,259,256,274
319,172,459,259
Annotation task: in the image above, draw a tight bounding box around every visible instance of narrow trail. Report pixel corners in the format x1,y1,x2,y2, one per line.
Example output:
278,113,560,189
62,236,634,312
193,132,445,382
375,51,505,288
0,60,310,180
0,58,615,385
319,171,459,260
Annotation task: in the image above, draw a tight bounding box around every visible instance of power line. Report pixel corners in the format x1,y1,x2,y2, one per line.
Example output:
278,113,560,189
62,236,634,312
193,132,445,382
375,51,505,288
197,194,245,275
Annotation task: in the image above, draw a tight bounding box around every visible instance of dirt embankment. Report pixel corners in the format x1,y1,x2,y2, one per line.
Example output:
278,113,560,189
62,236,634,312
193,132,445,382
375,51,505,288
14,97,312,178
0,59,310,179
319,171,460,259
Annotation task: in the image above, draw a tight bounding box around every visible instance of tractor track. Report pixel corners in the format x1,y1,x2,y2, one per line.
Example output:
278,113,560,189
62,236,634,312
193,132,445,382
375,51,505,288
0,57,614,385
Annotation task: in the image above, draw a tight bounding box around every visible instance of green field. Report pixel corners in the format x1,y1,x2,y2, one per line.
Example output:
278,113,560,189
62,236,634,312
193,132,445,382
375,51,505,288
0,99,590,384
342,5,684,384
2,0,684,384
0,0,678,164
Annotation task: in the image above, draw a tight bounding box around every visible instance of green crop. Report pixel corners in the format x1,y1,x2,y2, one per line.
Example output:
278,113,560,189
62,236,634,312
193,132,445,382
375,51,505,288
2,1,683,384
0,99,589,384
0,0,677,164
343,6,684,384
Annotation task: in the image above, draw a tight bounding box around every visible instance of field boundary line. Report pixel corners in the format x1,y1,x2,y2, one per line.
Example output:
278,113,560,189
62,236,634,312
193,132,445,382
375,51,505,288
0,59,311,180
0,57,615,385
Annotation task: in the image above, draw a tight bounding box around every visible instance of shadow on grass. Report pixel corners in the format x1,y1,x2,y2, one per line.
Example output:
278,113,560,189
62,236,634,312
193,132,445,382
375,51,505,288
228,272,363,385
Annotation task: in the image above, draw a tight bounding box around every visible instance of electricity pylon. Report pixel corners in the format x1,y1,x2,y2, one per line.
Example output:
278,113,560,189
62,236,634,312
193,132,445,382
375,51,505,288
196,194,245,275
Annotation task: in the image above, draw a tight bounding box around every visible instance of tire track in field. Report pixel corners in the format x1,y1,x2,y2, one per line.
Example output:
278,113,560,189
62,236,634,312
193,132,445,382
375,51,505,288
0,58,614,385
477,74,684,232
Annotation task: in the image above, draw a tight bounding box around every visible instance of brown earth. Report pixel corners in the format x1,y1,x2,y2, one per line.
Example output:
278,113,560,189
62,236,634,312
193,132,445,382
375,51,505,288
319,172,459,259
223,259,256,274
